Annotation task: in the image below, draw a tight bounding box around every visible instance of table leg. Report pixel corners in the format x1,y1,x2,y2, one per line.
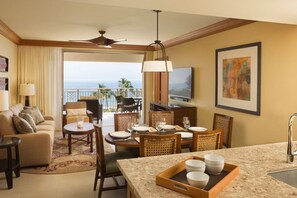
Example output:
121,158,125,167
6,147,13,189
90,132,93,152
14,145,20,177
68,134,72,154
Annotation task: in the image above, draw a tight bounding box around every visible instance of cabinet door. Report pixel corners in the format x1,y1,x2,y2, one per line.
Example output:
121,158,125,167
153,72,168,104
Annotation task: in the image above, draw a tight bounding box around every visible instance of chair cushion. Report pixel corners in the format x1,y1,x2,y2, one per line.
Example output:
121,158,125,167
12,115,34,134
22,106,45,124
105,151,135,174
66,108,87,117
19,113,37,132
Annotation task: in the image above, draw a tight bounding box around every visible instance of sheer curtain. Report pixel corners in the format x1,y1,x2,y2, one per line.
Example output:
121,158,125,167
17,46,63,130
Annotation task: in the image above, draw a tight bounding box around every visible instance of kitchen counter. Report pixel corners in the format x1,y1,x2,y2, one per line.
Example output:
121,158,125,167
117,142,297,197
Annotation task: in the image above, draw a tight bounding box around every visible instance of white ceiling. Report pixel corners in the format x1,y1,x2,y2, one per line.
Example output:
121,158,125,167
0,0,296,45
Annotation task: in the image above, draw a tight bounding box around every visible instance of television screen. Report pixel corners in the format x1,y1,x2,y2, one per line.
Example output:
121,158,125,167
169,67,193,99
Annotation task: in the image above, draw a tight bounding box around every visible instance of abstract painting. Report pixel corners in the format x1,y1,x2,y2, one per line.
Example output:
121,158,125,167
216,42,261,115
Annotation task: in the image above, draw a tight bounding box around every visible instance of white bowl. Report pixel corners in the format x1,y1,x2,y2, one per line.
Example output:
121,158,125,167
204,154,224,165
186,172,209,189
185,160,205,169
186,166,205,173
188,126,207,132
206,164,224,175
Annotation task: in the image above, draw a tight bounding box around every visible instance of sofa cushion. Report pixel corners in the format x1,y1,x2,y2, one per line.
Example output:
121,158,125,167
10,103,24,115
22,106,45,124
12,115,34,134
36,124,54,131
19,113,37,132
0,110,17,135
39,120,55,126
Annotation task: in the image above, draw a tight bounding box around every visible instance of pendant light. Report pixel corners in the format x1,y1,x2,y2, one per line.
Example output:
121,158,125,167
142,10,173,72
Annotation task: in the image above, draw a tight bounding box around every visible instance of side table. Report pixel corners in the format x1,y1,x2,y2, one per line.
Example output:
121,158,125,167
0,137,21,189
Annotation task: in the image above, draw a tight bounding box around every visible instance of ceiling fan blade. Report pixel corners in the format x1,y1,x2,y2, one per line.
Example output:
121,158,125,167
106,38,127,45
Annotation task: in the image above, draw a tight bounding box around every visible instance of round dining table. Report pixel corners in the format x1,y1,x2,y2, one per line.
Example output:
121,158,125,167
104,131,193,148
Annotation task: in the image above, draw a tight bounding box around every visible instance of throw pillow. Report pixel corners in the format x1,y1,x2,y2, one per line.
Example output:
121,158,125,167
66,108,87,117
19,113,37,132
12,115,34,134
22,106,45,124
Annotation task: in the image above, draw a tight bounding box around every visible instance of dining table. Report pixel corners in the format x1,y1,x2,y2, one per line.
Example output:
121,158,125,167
104,125,193,148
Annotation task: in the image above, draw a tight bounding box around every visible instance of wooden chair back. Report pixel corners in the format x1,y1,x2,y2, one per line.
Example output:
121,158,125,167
114,112,139,131
192,129,223,152
140,134,181,157
149,111,174,128
94,124,106,173
213,113,234,148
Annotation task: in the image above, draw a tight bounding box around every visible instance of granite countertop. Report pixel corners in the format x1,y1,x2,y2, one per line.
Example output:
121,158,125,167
117,142,297,198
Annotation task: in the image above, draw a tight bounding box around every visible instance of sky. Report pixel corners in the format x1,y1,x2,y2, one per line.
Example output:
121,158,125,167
64,61,142,82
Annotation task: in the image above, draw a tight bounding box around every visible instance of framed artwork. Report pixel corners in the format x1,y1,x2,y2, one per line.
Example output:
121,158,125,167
0,78,9,90
0,56,8,72
215,42,261,115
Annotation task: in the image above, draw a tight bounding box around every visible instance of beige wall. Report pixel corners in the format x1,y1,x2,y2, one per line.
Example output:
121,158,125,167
166,22,297,147
0,35,18,105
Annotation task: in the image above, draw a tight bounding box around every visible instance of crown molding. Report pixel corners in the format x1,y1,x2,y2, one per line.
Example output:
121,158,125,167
19,39,154,51
0,20,21,44
162,18,255,48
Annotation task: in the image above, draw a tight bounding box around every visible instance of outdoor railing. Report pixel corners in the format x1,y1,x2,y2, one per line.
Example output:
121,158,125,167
63,88,142,112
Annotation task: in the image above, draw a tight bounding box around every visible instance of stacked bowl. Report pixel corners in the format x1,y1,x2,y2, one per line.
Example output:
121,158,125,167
185,159,209,189
204,154,225,175
185,159,206,173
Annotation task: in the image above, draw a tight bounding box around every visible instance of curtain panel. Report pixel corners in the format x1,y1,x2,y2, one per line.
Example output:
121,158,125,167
17,46,63,130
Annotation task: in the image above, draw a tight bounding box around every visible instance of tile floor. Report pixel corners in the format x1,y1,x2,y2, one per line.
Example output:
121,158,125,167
0,112,126,198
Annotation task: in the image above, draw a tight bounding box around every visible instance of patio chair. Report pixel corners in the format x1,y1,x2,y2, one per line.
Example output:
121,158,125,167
192,129,223,152
121,97,140,112
78,98,103,123
213,113,234,148
139,134,181,157
115,95,123,112
93,124,135,198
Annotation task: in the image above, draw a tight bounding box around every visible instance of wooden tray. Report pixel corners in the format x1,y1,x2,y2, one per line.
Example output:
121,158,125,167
156,156,239,198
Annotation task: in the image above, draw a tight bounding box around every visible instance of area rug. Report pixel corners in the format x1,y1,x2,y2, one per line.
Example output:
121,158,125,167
21,136,114,174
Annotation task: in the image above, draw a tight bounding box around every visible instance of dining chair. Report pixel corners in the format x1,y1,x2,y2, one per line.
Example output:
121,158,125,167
139,134,181,157
93,124,135,198
114,112,139,131
192,129,224,152
149,111,174,128
213,113,234,148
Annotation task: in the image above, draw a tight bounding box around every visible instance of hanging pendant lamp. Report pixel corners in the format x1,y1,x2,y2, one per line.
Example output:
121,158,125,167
142,10,173,72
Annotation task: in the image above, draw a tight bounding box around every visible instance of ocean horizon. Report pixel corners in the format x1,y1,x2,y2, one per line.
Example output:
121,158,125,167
64,80,142,89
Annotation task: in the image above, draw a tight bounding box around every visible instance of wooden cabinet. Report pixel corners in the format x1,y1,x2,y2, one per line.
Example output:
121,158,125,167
150,102,197,126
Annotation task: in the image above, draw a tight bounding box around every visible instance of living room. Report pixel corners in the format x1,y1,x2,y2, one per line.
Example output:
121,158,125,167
1,0,297,197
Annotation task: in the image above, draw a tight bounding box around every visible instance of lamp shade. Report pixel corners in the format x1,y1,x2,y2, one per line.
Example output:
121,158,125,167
142,60,173,72
0,90,9,111
20,84,35,96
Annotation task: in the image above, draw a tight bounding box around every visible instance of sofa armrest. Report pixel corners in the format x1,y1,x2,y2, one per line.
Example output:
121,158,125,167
43,115,54,120
5,133,52,167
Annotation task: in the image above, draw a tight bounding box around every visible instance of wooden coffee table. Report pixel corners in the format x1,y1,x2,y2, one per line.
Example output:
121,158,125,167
63,122,94,154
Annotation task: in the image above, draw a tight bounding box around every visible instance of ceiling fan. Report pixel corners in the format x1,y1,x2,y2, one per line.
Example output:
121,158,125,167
70,30,127,48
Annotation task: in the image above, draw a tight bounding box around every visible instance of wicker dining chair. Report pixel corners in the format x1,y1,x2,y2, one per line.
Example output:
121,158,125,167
139,134,181,157
213,113,234,148
114,112,139,131
93,124,135,198
192,129,224,152
149,111,174,128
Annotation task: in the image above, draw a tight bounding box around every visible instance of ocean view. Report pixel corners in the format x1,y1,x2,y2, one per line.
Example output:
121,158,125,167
64,80,142,89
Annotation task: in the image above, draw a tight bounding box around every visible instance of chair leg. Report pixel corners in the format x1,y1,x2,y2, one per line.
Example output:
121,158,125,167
93,167,99,191
98,177,105,198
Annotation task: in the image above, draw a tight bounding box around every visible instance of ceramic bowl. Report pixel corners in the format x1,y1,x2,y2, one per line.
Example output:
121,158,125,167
206,163,224,175
186,172,209,188
204,154,224,165
186,166,205,173
185,160,206,169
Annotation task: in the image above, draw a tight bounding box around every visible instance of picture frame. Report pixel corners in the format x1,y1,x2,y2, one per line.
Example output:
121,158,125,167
0,78,9,91
0,55,9,72
215,42,261,115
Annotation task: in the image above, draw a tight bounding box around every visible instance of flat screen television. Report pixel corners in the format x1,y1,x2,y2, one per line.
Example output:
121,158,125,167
169,67,193,100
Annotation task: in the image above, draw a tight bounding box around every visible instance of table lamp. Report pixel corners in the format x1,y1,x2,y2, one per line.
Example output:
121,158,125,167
0,90,9,111
20,84,35,107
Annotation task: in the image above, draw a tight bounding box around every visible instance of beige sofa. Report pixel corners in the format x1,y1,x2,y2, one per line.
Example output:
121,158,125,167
0,103,55,167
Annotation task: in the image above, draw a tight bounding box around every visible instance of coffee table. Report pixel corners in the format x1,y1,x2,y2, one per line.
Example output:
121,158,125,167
63,122,94,154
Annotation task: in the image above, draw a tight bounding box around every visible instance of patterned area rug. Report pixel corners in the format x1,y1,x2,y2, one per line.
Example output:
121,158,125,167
21,136,114,174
